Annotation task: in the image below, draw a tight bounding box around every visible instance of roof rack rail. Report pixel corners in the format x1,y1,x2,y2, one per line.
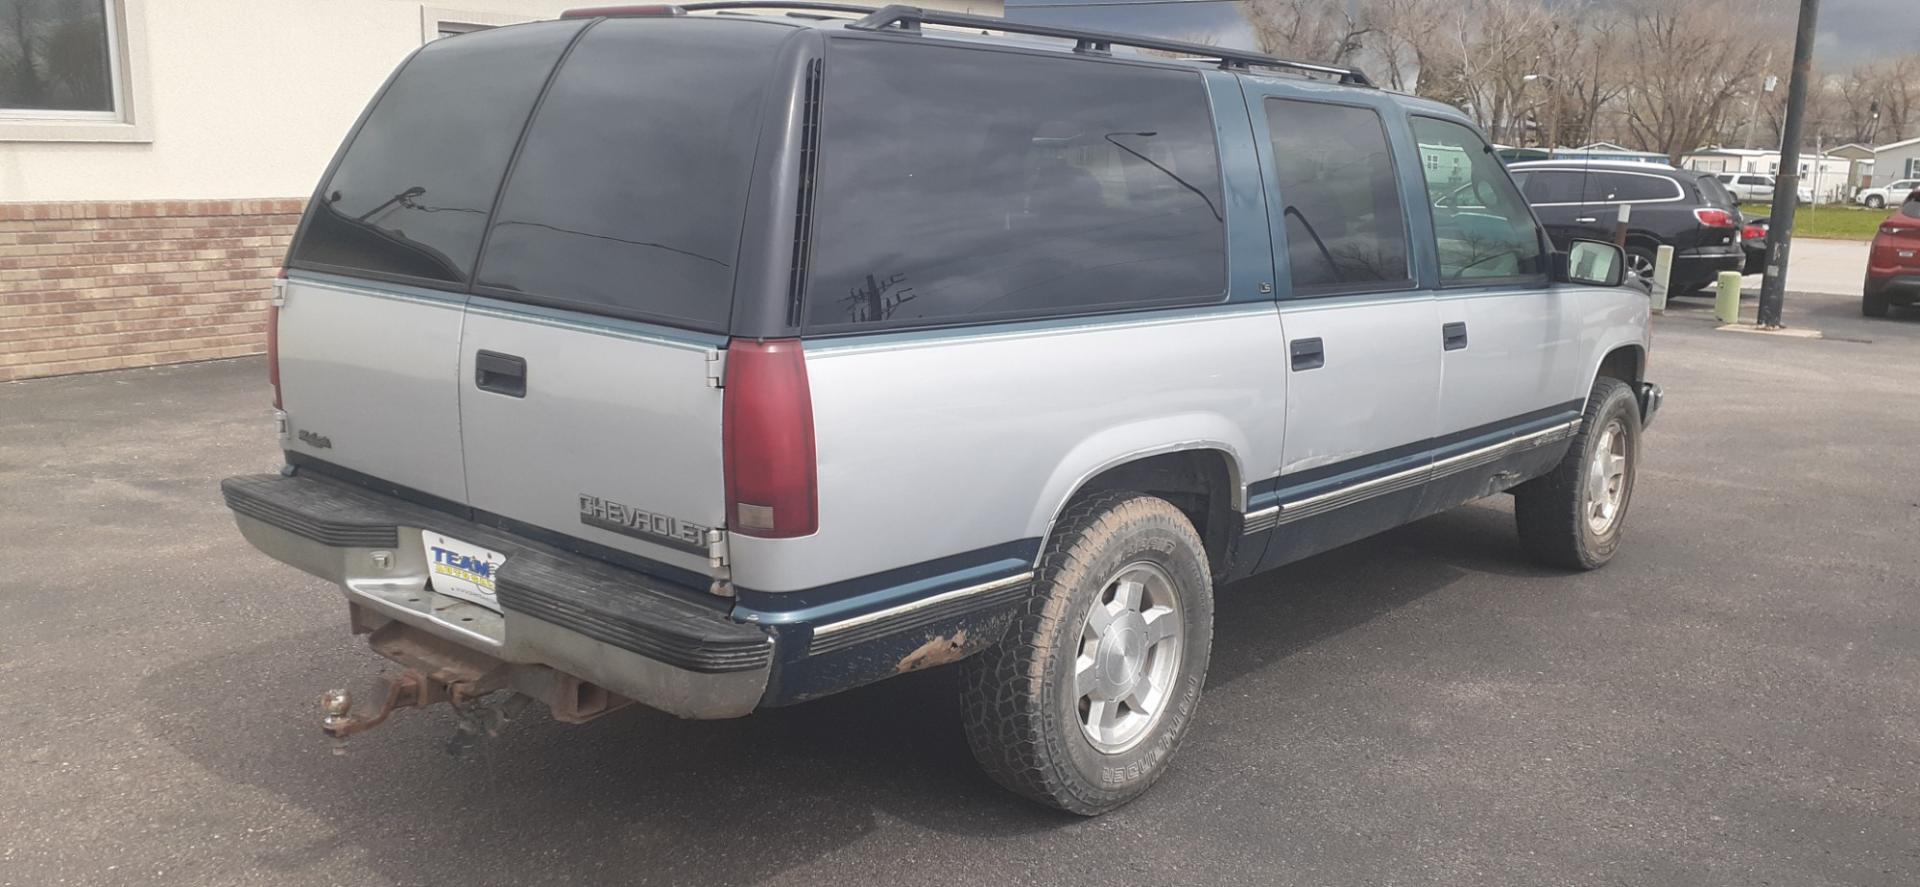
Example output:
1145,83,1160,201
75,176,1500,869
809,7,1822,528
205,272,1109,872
846,4,1375,86
681,1,881,14
564,2,880,18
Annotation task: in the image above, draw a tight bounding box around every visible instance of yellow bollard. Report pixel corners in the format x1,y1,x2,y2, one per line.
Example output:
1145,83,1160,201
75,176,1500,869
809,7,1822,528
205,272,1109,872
1714,270,1742,324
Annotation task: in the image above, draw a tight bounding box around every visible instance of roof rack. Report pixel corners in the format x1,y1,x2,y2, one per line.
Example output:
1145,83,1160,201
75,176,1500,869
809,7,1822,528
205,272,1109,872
846,4,1375,86
564,2,880,18
682,1,882,14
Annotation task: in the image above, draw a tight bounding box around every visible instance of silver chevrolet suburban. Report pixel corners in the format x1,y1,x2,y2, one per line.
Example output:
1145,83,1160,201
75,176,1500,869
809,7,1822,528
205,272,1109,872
223,3,1661,814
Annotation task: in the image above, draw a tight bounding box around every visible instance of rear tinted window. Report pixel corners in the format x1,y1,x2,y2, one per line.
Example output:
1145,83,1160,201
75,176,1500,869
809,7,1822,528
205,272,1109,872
289,22,586,285
1584,172,1678,203
804,40,1226,331
1694,173,1737,208
1266,98,1411,295
473,19,786,330
1903,194,1920,219
1516,169,1584,204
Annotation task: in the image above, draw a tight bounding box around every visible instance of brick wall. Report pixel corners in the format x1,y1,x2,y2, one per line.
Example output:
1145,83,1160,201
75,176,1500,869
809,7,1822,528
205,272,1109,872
0,198,305,383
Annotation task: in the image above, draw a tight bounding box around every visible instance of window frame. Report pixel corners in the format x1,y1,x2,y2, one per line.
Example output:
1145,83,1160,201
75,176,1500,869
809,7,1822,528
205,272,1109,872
796,33,1231,337
0,0,151,143
1261,95,1417,300
1408,113,1550,290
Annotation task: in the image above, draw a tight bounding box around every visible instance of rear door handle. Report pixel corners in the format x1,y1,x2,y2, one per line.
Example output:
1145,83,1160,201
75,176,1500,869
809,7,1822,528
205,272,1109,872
1289,337,1324,371
1574,217,1598,223
1442,321,1469,351
475,350,527,397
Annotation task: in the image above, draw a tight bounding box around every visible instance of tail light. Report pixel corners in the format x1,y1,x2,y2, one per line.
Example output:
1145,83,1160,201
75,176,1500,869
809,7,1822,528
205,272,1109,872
1693,208,1737,228
722,339,817,538
1741,223,1766,241
268,269,286,410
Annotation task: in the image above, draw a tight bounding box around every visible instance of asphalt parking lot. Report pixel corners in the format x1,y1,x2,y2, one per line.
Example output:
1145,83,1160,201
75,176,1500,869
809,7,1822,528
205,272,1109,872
3,290,1917,887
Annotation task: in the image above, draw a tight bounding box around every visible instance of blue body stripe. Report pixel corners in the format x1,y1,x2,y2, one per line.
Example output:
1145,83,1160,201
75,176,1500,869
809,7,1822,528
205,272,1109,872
731,539,1041,627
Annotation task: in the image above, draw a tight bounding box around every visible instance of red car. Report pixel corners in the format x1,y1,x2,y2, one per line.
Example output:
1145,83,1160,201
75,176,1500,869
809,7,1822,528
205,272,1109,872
1865,188,1920,317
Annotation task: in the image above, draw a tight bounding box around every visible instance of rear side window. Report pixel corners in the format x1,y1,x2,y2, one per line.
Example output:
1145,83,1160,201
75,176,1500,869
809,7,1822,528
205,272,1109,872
1265,98,1411,295
1583,172,1679,203
804,41,1226,331
474,19,787,330
1518,170,1584,204
289,22,586,285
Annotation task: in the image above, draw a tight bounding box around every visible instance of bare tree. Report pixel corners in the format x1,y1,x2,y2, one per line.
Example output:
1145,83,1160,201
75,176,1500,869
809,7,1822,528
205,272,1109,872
1245,0,1373,65
1618,0,1783,161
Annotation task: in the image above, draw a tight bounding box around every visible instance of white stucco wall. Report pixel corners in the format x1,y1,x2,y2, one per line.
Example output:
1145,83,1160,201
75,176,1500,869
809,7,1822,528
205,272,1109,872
0,0,1002,203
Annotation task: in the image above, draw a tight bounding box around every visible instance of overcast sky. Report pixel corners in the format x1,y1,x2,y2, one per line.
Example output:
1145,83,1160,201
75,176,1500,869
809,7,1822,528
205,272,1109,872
1005,0,1914,67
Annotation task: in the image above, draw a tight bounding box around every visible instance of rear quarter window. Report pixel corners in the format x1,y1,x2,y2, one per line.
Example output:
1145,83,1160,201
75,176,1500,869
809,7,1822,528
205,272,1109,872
803,40,1227,332
1585,172,1679,203
289,21,587,286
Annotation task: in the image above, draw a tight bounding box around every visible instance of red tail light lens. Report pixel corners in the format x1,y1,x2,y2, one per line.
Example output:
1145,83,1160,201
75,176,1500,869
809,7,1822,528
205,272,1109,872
1694,208,1737,228
722,338,817,538
268,269,285,409
1741,223,1765,241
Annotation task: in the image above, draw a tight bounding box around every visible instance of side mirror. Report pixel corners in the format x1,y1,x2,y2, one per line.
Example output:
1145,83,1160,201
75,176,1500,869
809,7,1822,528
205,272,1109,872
1557,240,1625,287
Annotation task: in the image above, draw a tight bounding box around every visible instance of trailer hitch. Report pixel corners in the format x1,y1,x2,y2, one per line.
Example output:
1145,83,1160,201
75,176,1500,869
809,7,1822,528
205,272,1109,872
319,621,513,755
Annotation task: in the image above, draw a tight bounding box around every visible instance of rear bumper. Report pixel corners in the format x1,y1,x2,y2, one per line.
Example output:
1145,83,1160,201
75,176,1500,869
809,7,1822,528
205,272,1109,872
1673,246,1744,283
1865,273,1920,299
222,472,773,719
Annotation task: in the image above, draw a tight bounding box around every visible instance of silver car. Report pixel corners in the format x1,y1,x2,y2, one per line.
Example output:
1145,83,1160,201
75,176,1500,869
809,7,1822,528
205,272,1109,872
223,3,1661,814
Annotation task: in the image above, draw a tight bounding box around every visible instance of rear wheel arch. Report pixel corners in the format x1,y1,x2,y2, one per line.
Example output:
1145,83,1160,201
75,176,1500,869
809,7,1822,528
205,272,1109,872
1042,448,1241,578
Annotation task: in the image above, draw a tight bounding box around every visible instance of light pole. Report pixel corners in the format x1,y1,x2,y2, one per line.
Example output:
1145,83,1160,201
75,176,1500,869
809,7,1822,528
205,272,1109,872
1757,0,1820,330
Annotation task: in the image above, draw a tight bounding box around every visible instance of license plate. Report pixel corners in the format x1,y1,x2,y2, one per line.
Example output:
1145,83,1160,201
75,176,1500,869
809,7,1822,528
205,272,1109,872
421,531,505,611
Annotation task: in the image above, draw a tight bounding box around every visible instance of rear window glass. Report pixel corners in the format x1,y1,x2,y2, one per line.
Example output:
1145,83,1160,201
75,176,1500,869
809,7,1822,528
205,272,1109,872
1694,173,1737,208
803,40,1226,331
1903,194,1920,219
474,19,787,330
289,21,586,285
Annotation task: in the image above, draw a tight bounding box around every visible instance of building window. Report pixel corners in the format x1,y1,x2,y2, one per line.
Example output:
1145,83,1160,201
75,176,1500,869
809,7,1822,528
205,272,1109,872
0,0,147,141
0,0,120,118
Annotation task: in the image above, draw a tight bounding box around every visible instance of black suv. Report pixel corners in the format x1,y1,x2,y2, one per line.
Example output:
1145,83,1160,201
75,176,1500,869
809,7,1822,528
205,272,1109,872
1509,161,1743,294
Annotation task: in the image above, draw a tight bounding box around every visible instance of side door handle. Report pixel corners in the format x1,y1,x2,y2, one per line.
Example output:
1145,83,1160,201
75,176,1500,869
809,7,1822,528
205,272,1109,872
474,350,527,397
1289,337,1324,371
1574,216,1598,223
1442,322,1469,351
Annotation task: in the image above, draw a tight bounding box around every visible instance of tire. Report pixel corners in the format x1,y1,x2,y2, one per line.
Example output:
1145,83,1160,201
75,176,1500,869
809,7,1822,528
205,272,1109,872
1625,246,1657,288
1864,288,1890,318
1866,195,1885,209
1513,377,1641,571
960,491,1214,815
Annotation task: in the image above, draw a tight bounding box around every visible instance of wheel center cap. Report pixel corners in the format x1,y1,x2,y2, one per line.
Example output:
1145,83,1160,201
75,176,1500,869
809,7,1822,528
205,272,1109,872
1099,611,1150,693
